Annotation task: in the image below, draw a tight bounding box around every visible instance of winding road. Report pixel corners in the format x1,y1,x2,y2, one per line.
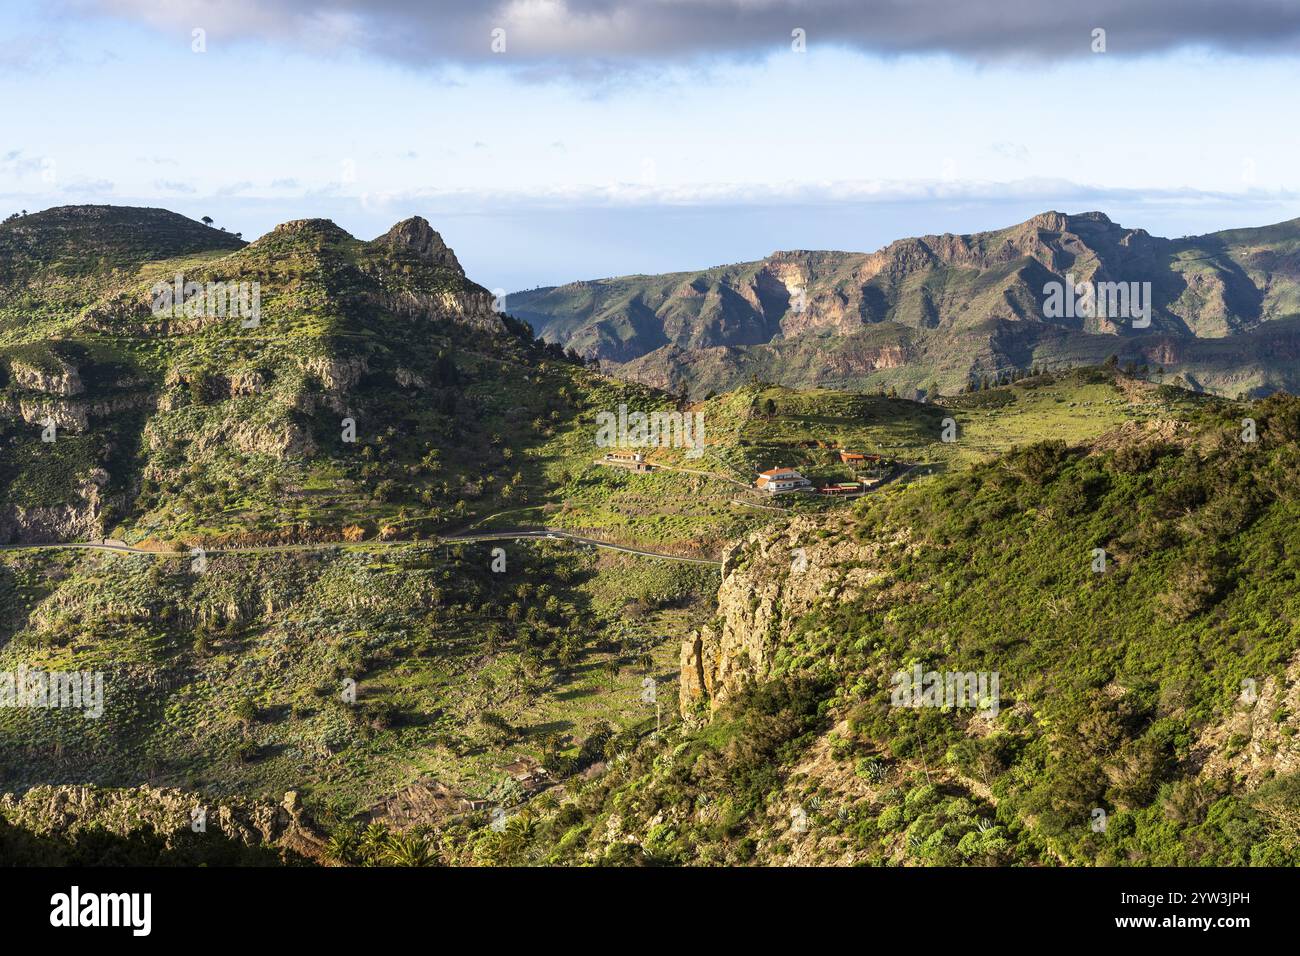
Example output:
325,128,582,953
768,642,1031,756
0,528,725,567
1,463,926,570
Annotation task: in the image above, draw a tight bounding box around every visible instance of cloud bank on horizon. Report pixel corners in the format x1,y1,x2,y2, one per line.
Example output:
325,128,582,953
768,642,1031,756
90,0,1300,70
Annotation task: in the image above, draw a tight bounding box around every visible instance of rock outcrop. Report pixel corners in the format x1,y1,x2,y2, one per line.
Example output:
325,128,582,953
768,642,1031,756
372,217,465,274
8,357,84,396
681,514,908,720
0,784,329,864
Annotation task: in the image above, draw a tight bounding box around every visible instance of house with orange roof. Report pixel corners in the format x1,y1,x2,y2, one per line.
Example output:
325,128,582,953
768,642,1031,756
755,467,811,493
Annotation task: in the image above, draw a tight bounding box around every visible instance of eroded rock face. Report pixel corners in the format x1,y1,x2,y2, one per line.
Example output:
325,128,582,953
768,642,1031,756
0,784,328,864
374,217,465,274
299,354,369,415
379,284,505,335
222,419,317,460
681,515,907,720
0,471,108,544
1195,651,1300,787
302,355,367,393
8,358,84,396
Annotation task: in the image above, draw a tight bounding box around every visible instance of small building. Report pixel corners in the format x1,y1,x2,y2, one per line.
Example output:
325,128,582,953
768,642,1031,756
500,757,553,792
839,450,882,464
819,482,862,496
602,450,654,472
755,467,811,493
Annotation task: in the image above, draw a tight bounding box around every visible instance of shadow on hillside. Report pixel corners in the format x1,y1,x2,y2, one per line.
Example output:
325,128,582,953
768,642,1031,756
0,815,306,866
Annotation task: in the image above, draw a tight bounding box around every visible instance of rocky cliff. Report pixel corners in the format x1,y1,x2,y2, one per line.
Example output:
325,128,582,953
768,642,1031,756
681,514,910,719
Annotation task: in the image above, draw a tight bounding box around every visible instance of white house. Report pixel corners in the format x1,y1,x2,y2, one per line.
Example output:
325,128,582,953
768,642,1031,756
755,467,811,493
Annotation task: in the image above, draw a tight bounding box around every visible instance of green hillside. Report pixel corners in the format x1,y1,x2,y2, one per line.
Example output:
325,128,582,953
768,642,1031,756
439,391,1300,866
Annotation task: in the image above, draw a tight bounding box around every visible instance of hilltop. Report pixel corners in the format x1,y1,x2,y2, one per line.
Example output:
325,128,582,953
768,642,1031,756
0,205,571,546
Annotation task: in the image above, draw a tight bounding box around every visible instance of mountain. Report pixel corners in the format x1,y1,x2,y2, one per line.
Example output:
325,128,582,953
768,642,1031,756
0,204,722,833
7,205,1300,869
0,205,579,546
509,211,1300,398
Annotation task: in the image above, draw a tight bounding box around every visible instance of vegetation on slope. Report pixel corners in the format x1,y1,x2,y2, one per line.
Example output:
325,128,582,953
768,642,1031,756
445,390,1300,866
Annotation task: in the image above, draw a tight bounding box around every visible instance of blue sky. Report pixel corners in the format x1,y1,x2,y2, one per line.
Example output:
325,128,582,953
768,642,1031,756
3,1,1300,290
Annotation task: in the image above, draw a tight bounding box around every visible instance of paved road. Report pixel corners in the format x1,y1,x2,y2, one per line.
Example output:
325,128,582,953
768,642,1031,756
0,528,724,567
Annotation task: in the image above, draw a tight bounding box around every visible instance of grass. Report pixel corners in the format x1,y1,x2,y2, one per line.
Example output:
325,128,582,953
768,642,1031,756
0,540,715,819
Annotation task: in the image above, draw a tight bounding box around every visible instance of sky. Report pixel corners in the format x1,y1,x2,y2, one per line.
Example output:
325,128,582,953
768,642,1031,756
3,1,1300,291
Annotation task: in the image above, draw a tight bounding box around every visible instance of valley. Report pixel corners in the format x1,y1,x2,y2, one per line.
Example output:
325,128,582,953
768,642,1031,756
2,205,1298,868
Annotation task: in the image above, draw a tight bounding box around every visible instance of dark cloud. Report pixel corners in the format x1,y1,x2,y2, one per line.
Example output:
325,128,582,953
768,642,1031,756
87,1,1300,71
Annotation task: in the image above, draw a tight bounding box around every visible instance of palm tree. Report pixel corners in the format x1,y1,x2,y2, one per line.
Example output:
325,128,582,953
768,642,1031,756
382,831,435,866
556,639,579,669
358,822,391,864
325,830,359,865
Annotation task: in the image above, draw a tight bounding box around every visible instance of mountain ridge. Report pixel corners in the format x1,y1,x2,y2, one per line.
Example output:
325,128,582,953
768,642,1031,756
0,204,583,548
509,210,1300,397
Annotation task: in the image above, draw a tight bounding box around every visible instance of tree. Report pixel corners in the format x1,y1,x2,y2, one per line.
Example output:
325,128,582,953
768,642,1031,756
201,216,213,227
1252,772,1300,850
382,831,435,866
478,711,515,745
232,696,257,730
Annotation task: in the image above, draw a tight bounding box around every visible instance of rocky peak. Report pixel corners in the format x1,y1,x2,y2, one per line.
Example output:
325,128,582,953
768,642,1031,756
1025,210,1070,232
1071,210,1113,224
373,217,464,274
268,218,353,242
